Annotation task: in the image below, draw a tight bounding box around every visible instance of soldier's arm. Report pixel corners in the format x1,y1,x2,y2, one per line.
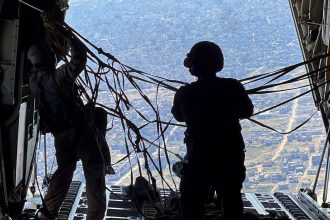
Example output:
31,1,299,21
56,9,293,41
56,34,87,81
171,88,185,122
236,80,254,119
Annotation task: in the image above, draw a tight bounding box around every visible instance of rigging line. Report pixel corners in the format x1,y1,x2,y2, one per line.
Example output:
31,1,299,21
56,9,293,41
115,68,143,108
92,70,101,103
125,68,187,87
142,137,183,160
248,83,310,94
258,62,318,87
65,21,180,87
117,108,136,185
144,149,176,192
96,100,140,123
112,121,173,166
133,141,143,177
247,70,329,94
34,0,328,189
242,56,329,87
65,22,184,90
252,78,330,116
66,19,186,89
140,146,158,197
155,82,177,190
155,92,170,190
124,72,180,94
240,53,330,84
248,111,317,135
111,152,132,166
260,66,298,87
120,65,158,114
241,65,298,85
240,65,296,83
112,133,176,168
247,77,309,94
98,97,185,130
20,0,177,197
58,21,180,95
71,17,320,174
114,141,177,196
139,119,186,130
122,62,184,83
138,96,314,139
129,74,179,92
63,22,118,62
111,127,172,166
122,74,158,88
102,77,155,124
123,64,184,88
248,65,330,93
105,186,163,220
16,0,330,97
252,89,306,116
247,76,311,94
104,75,131,110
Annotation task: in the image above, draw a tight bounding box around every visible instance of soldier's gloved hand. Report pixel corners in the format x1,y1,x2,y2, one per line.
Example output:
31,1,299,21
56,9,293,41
105,165,115,175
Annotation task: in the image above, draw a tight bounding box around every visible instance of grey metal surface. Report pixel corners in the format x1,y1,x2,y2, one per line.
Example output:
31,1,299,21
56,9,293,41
0,128,8,216
25,182,330,220
72,185,139,220
0,0,3,16
297,191,330,220
0,19,19,105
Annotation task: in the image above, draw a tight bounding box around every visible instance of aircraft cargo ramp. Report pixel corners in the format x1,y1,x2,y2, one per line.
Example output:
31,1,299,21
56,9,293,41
21,181,330,220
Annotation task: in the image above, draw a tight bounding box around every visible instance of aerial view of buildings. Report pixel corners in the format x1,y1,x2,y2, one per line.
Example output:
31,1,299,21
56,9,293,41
31,0,328,204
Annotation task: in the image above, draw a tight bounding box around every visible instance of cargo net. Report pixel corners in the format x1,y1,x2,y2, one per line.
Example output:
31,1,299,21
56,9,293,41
52,21,330,216
22,2,330,216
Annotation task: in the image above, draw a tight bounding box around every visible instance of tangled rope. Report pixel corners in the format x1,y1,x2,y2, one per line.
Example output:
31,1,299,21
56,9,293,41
46,20,330,218
18,0,330,217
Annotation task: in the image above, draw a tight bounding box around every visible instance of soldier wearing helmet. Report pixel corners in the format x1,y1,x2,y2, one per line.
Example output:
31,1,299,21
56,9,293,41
172,41,254,220
26,3,109,219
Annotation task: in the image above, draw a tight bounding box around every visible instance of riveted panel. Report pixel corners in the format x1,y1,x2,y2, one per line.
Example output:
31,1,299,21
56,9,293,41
0,19,19,105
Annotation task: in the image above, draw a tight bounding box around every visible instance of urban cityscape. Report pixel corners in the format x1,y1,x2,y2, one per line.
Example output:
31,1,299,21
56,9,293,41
31,0,328,206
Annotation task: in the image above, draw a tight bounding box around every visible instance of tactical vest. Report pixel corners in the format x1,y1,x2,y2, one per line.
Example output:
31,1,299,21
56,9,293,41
35,81,84,134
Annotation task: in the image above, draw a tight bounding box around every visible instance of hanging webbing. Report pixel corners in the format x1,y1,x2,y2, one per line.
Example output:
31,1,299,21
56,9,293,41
240,53,329,85
248,111,317,135
20,2,330,214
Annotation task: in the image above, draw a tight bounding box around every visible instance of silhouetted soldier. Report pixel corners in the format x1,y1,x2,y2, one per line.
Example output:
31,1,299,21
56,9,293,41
171,41,254,220
27,25,107,220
